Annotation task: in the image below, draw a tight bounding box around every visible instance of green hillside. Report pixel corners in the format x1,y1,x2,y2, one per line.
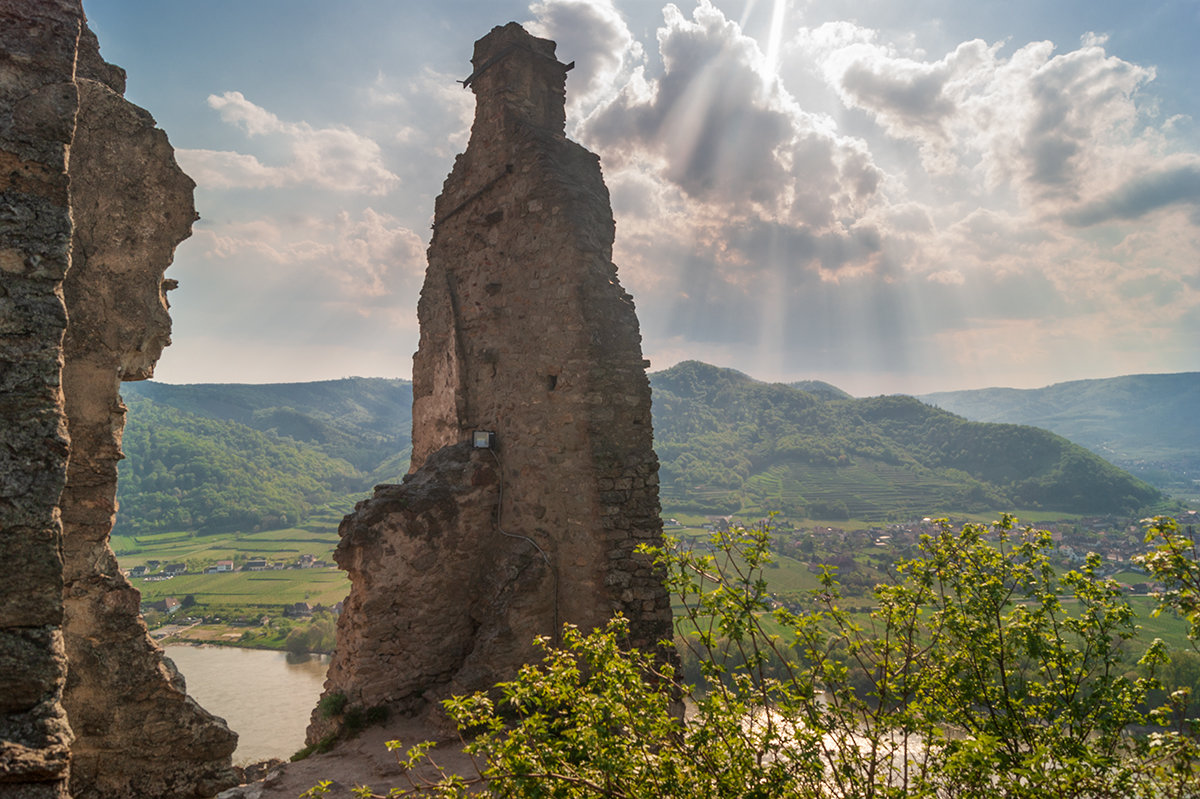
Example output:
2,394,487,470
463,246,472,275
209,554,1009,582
650,361,1165,519
114,364,1170,536
115,379,412,535
122,378,412,475
919,372,1200,501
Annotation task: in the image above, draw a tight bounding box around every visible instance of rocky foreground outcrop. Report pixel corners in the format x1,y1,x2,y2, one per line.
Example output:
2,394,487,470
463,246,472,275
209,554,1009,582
0,2,80,795
308,23,673,745
59,27,239,799
1,3,236,797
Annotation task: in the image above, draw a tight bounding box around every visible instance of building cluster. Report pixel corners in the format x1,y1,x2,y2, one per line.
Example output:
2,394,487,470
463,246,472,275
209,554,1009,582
123,553,333,581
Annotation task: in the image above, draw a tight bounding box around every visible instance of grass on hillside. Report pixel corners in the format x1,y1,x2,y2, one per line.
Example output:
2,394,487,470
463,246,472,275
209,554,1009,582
1127,596,1190,648
745,461,970,519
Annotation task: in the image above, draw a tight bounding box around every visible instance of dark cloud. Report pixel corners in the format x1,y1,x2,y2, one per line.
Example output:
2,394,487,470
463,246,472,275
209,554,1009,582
1024,135,1080,191
592,8,1197,392
636,209,1075,381
660,253,761,346
528,0,634,111
1018,45,1151,197
840,60,953,131
643,218,904,361
584,6,795,206
1064,163,1200,226
722,219,888,277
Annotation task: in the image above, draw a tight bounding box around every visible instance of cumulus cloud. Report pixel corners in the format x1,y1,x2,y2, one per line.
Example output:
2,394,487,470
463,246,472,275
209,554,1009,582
795,24,1158,209
176,149,284,191
328,208,427,297
527,0,643,119
1008,41,1154,200
582,1,882,232
547,2,917,375
161,3,1200,391
367,67,474,159
178,92,400,194
540,2,1200,392
192,208,424,302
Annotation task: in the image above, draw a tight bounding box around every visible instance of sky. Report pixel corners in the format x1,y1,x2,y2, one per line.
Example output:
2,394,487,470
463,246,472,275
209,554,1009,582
83,0,1200,396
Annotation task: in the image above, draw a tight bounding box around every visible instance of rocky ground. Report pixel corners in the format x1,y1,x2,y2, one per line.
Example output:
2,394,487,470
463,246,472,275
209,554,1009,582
220,717,478,799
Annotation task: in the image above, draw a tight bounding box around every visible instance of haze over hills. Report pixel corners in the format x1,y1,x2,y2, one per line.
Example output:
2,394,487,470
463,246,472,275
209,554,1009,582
113,363,1178,536
920,373,1200,502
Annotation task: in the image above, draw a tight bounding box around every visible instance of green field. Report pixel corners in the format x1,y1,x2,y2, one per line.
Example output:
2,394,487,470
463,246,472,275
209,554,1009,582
114,505,353,618
136,569,349,608
739,461,965,520
112,505,350,570
1128,595,1190,646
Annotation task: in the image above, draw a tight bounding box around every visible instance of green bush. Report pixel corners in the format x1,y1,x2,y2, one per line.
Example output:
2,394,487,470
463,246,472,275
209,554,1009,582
309,516,1200,798
316,692,347,719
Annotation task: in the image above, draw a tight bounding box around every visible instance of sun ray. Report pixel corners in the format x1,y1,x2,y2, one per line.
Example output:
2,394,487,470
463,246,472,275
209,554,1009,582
738,0,760,29
764,0,788,77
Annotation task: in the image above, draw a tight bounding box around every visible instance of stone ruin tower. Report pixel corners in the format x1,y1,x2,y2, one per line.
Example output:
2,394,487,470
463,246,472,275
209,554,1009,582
1,3,236,797
309,23,672,740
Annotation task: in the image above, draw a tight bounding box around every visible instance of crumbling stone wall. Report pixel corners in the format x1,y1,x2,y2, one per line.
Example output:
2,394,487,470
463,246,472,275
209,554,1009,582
0,2,83,795
2,5,237,796
59,34,238,799
311,23,672,742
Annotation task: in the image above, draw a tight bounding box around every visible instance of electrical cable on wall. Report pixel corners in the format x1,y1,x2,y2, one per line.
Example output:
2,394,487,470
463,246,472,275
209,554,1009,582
486,446,560,641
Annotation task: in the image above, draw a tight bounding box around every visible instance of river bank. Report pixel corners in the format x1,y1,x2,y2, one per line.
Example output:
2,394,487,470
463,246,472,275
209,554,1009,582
154,616,335,655
164,644,332,765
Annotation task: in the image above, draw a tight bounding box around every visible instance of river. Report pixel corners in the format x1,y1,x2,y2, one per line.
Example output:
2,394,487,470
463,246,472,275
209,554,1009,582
164,644,330,765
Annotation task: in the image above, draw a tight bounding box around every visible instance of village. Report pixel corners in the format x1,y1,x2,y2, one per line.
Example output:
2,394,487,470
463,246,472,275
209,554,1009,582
130,508,1192,638
127,552,334,581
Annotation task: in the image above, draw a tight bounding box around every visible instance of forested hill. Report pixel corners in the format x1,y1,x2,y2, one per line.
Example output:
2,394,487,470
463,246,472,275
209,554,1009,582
649,361,1164,519
122,378,413,473
919,372,1200,501
116,379,413,534
114,365,1167,535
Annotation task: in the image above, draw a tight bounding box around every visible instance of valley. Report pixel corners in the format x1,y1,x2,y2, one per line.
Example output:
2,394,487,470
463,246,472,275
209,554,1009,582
113,363,1197,652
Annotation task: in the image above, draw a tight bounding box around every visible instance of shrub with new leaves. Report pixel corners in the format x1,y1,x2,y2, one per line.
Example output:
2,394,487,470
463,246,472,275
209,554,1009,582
309,516,1200,798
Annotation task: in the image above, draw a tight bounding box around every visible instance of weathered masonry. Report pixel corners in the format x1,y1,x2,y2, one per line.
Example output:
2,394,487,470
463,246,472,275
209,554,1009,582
309,23,673,741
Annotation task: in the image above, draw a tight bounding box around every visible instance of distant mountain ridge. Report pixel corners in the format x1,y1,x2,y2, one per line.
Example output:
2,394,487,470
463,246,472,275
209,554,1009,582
919,372,1200,502
114,364,1172,535
650,361,1164,519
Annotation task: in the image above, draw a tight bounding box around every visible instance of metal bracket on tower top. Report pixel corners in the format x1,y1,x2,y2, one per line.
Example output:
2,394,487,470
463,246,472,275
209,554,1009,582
459,45,575,89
